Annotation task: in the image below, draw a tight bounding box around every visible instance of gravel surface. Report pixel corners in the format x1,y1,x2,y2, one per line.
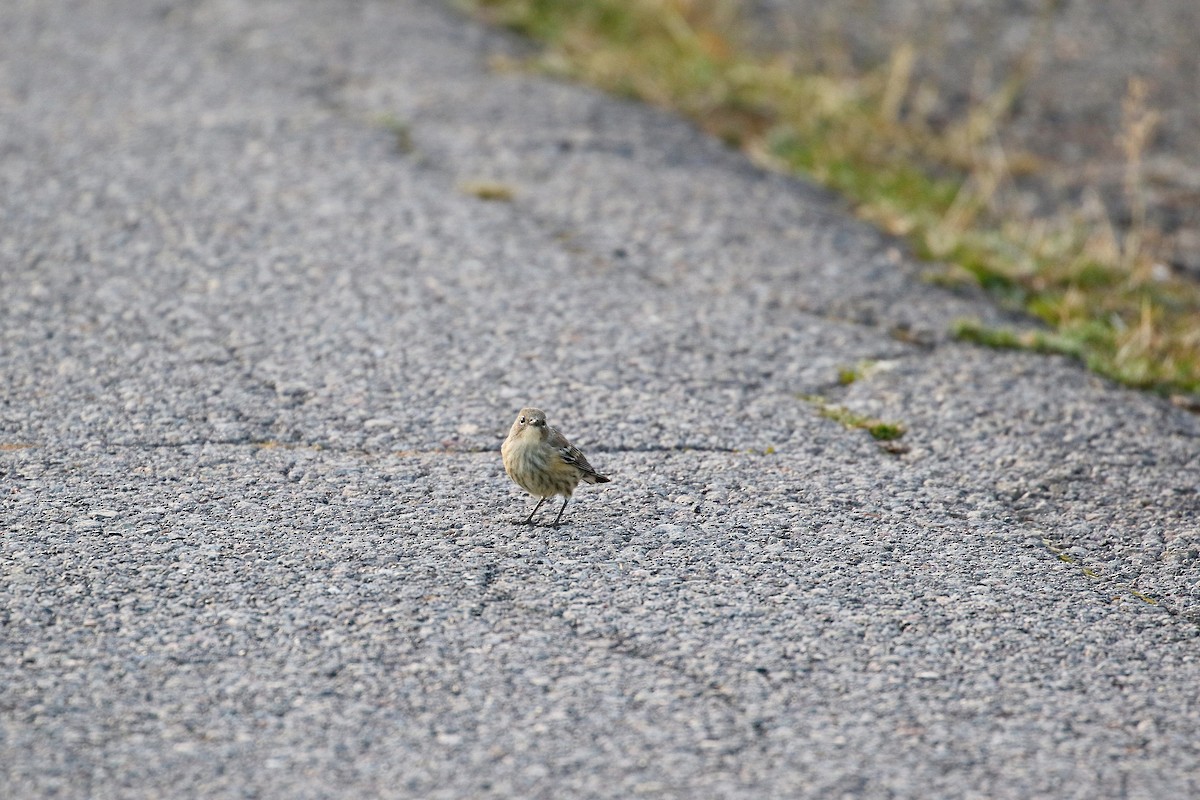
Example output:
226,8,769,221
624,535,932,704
2,1,1199,798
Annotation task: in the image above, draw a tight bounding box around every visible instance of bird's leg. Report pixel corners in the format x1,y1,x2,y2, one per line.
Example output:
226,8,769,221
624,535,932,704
551,497,570,528
520,496,548,525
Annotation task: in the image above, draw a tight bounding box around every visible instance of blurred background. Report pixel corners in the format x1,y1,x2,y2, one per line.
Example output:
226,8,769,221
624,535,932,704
744,0,1200,277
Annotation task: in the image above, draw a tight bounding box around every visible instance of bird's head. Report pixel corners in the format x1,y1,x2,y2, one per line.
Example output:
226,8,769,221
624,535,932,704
511,407,549,441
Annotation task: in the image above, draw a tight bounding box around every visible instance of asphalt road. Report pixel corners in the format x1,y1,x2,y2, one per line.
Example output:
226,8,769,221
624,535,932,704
2,1,1199,798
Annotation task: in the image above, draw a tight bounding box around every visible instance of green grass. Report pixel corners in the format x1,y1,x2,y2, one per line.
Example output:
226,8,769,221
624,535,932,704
951,319,1085,359
836,360,880,386
464,0,1200,399
461,180,516,201
820,404,907,442
374,113,415,154
801,394,907,444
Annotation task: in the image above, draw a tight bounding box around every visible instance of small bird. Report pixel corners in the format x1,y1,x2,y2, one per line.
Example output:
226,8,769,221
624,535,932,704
501,407,610,527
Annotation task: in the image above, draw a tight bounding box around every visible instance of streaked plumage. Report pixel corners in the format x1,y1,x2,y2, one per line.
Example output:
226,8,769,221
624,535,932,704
501,407,610,527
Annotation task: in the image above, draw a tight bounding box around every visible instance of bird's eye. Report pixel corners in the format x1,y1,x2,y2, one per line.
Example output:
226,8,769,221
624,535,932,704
519,416,525,424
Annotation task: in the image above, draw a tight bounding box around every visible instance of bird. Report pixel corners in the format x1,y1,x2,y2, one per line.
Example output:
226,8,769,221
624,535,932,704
501,407,610,527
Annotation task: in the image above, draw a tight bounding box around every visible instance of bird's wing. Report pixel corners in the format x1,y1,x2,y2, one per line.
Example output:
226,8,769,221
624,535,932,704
548,426,601,476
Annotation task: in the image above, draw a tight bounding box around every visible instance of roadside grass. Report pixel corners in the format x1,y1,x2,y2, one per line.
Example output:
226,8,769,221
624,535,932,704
464,0,1200,399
